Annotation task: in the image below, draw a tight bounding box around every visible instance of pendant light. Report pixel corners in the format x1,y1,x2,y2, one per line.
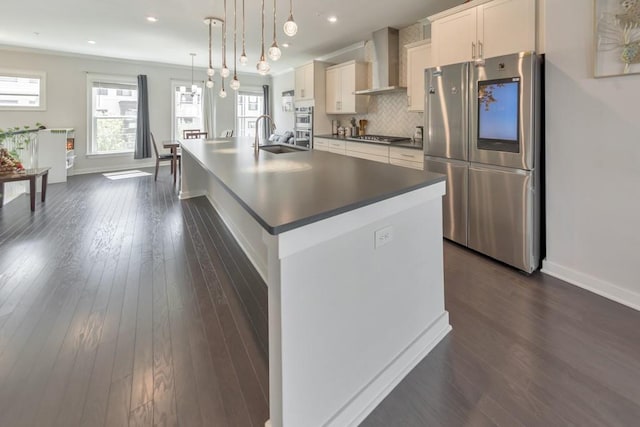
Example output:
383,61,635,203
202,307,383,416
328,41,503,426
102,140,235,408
283,0,298,37
205,18,215,88
256,0,270,75
219,77,227,98
230,0,240,90
240,0,248,65
190,53,197,93
220,0,230,78
268,0,281,61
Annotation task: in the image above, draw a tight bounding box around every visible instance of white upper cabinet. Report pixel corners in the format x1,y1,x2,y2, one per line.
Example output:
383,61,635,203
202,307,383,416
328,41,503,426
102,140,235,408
295,62,314,101
431,8,478,67
406,40,433,112
430,0,535,66
325,61,368,115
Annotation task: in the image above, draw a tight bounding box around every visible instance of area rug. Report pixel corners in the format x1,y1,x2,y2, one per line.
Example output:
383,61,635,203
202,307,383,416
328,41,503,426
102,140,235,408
102,170,152,180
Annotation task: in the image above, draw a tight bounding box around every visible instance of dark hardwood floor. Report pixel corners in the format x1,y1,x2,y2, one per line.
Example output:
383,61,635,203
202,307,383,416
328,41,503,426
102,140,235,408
0,168,639,427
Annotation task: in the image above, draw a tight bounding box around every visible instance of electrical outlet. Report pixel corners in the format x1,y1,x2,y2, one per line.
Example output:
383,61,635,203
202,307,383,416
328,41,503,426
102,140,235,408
374,226,394,249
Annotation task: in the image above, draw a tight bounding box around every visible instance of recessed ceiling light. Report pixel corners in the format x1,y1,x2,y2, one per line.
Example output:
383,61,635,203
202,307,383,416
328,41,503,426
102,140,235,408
87,40,96,44
147,16,158,22
282,43,290,48
328,16,338,23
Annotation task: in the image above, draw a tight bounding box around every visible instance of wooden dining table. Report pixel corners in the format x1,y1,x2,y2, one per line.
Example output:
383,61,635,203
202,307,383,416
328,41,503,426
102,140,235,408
162,140,181,185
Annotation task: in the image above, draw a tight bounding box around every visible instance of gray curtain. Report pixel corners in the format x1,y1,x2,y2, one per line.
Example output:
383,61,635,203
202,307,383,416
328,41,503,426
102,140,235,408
202,85,215,138
262,84,270,139
134,74,151,159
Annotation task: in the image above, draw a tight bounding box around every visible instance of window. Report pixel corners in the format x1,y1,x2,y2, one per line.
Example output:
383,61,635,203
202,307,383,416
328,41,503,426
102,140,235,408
0,69,46,111
87,75,138,155
171,80,203,140
237,91,264,137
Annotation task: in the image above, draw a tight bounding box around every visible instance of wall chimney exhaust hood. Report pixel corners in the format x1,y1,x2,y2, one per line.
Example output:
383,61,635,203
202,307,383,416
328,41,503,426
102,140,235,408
354,27,406,95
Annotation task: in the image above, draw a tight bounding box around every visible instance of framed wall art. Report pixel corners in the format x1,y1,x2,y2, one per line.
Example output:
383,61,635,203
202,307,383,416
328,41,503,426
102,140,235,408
594,0,640,77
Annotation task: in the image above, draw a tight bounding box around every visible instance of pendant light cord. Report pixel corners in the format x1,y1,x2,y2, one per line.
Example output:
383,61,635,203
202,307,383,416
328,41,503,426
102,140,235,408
223,0,227,67
242,0,246,53
261,0,265,58
272,0,276,42
233,0,237,76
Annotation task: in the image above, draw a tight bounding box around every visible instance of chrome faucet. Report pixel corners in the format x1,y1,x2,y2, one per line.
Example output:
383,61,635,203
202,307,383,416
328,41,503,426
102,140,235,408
254,115,277,154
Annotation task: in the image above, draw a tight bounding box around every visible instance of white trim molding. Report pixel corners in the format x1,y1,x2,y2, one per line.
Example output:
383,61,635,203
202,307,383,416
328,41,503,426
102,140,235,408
542,260,640,312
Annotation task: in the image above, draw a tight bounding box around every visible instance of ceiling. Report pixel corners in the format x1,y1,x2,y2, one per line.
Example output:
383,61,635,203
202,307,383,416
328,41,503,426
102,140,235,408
0,0,461,74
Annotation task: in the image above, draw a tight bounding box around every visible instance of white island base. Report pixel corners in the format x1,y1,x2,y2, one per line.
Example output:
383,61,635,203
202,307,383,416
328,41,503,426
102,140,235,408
180,145,450,427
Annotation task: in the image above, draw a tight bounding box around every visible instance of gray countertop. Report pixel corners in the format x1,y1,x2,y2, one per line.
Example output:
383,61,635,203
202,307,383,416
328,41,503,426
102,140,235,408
315,134,424,150
181,137,444,235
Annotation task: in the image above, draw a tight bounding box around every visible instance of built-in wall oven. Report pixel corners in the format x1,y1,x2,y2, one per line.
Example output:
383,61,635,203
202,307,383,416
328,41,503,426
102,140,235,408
294,106,313,148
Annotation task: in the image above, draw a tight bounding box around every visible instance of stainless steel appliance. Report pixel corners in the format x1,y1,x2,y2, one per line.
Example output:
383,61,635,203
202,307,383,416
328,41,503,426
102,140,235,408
425,52,541,273
294,106,314,148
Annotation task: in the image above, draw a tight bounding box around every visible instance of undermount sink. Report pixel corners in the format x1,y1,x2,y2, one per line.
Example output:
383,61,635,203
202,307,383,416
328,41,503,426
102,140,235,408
259,144,308,154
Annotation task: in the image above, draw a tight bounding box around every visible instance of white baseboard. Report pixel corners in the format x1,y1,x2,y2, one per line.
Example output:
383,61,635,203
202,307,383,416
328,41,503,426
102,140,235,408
542,259,640,312
72,161,158,175
330,312,451,427
179,190,207,200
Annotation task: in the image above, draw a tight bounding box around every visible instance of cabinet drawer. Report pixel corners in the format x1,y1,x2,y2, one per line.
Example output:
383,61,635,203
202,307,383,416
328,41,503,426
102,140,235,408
314,138,330,148
327,140,346,154
346,151,389,164
389,147,424,163
346,141,389,157
390,158,424,170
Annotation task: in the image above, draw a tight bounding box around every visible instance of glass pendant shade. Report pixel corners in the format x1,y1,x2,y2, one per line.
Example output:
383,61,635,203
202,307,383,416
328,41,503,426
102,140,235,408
240,54,248,65
219,87,227,98
206,79,214,88
283,14,297,36
230,77,240,90
207,67,215,76
268,43,281,61
221,67,230,78
257,59,270,75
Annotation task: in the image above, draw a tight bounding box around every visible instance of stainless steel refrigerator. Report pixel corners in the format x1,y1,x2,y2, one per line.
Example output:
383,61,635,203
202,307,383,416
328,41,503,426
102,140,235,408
425,52,541,273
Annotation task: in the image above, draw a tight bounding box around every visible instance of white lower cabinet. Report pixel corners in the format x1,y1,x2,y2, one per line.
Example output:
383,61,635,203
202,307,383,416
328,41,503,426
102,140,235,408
346,141,389,164
314,138,331,152
390,146,424,170
327,140,346,155
315,137,424,169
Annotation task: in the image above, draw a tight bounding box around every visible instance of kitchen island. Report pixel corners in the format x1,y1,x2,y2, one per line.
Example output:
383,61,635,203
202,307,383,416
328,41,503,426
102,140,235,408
179,137,450,427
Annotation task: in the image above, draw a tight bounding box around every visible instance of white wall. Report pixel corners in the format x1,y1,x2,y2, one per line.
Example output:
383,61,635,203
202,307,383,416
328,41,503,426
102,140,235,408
543,1,640,310
272,70,295,132
0,48,269,174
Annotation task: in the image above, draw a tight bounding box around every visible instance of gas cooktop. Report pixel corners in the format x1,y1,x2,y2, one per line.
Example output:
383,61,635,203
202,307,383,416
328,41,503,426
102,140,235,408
350,135,412,143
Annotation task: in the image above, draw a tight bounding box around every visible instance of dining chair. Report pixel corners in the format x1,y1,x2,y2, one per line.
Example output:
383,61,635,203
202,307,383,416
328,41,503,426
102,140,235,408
151,133,180,181
220,129,234,137
183,129,200,138
184,131,208,139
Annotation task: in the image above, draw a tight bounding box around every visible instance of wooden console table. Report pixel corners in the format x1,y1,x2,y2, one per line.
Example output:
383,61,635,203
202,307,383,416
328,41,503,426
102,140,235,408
0,167,51,211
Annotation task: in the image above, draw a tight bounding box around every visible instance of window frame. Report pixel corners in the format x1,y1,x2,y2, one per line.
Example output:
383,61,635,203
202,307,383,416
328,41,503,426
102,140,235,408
236,87,264,138
0,68,47,111
86,73,138,156
170,79,204,141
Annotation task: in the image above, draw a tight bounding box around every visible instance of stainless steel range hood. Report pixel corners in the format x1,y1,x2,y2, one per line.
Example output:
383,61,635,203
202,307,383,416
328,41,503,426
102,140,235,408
354,27,406,95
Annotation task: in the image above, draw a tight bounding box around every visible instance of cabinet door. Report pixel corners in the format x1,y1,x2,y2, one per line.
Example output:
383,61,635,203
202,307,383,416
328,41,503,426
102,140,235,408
294,66,306,101
339,64,356,113
325,68,340,114
431,8,477,66
303,64,314,100
477,0,535,59
407,42,432,112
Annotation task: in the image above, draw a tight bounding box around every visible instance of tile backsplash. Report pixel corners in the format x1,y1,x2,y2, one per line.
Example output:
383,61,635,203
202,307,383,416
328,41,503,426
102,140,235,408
329,92,423,139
